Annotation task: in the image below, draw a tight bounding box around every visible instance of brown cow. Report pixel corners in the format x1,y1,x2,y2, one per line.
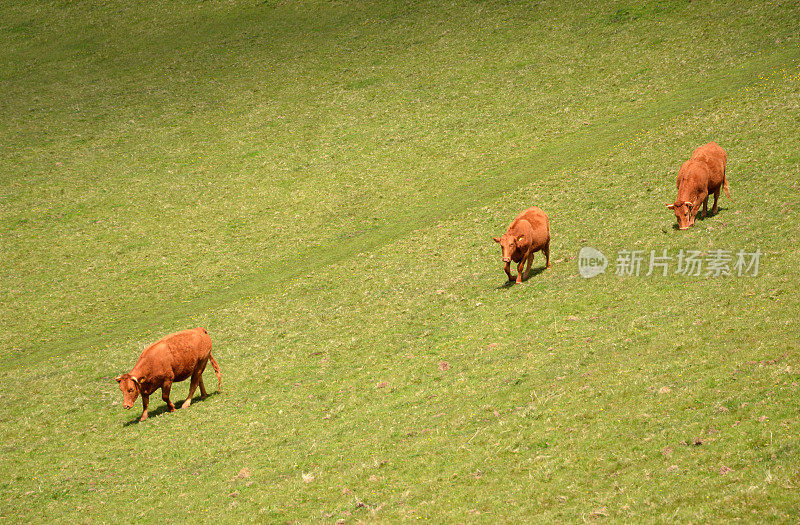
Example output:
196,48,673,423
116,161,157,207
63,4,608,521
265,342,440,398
115,327,222,421
493,206,551,283
667,142,731,230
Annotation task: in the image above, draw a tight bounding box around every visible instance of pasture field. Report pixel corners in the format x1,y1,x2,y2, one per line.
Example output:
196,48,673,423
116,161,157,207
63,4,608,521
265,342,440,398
1,0,799,521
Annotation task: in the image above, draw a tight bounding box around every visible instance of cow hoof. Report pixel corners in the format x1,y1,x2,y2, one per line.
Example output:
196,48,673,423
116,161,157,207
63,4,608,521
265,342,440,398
181,400,191,409
546,264,552,269
140,415,148,422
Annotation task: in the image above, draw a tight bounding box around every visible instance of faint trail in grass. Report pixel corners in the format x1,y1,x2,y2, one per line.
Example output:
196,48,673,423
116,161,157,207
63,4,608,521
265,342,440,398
6,46,799,368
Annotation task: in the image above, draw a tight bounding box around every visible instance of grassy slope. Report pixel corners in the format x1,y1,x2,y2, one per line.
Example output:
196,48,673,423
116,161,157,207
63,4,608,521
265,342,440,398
1,0,799,521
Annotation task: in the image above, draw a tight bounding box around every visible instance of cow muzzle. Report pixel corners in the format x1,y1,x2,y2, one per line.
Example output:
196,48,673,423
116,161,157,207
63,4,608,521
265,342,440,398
502,257,511,263
123,404,132,409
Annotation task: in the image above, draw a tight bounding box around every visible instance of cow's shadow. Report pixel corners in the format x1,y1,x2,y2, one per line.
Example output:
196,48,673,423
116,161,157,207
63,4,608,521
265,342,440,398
696,207,727,222
670,207,728,230
123,391,219,426
496,265,548,288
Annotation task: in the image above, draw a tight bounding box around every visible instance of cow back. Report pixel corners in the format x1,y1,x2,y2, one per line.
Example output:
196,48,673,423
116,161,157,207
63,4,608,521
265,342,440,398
691,142,726,190
135,328,212,384
511,207,550,251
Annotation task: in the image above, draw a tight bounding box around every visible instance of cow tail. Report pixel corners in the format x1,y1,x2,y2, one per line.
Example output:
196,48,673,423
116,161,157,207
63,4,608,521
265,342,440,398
722,172,732,201
209,353,222,392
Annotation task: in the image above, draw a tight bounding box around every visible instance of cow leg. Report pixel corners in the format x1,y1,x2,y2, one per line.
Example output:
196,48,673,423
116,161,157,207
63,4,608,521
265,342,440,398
711,189,720,214
523,251,534,280
701,196,708,218
516,260,525,283
504,262,514,282
197,361,208,400
199,376,207,400
182,372,201,409
140,394,150,421
689,198,704,227
162,382,175,412
543,240,551,269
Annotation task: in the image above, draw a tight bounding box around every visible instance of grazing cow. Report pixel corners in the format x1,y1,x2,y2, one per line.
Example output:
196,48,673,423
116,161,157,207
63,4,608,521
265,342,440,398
667,142,731,230
115,327,222,421
493,206,551,283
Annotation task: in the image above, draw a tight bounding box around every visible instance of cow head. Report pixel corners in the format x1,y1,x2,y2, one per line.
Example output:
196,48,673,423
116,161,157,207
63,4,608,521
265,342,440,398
666,201,694,230
493,233,525,263
115,374,143,409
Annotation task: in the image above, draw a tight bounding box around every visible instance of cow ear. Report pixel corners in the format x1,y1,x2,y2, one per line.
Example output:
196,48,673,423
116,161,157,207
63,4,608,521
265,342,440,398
666,204,675,209
517,235,524,243
684,201,693,207
492,237,501,243
115,376,122,383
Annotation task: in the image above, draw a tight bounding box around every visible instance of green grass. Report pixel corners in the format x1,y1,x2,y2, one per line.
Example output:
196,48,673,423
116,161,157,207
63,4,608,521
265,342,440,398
1,0,799,521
